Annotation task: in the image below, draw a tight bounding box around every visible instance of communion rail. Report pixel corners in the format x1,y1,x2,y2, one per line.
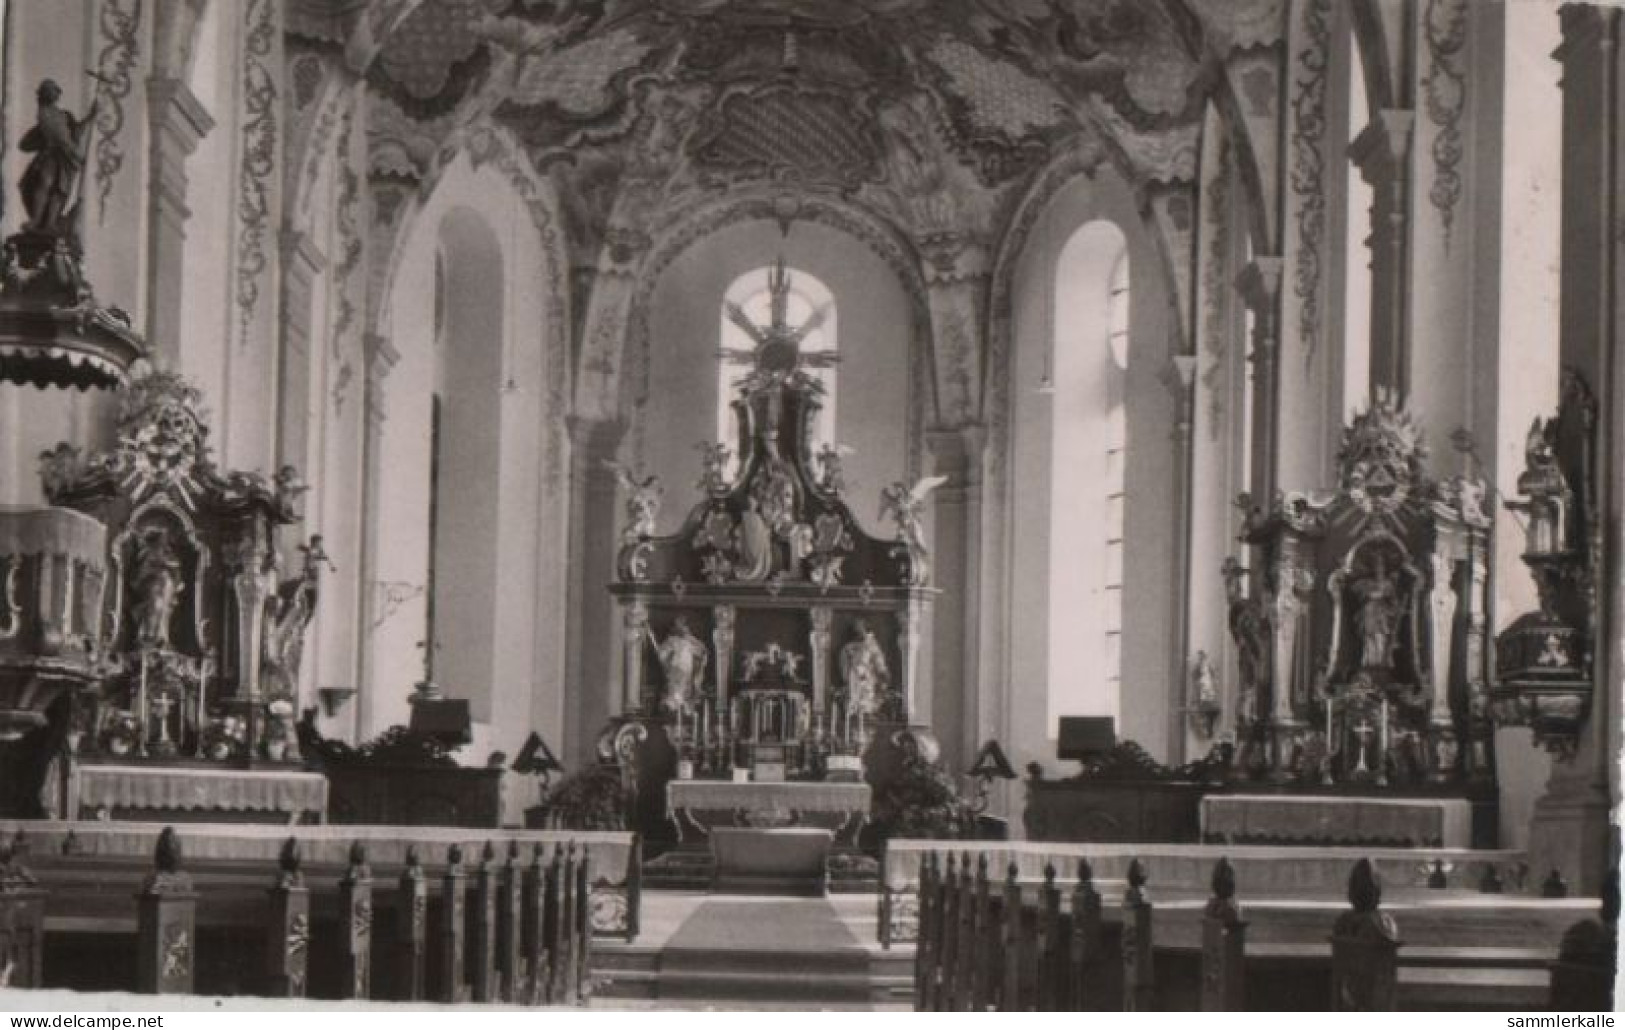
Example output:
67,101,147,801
907,851,1616,1012
0,822,643,1004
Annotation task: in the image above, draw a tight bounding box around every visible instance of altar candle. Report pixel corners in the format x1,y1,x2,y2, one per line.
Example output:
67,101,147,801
195,656,209,757
137,650,150,754
702,700,711,745
1379,699,1389,765
1325,697,1333,751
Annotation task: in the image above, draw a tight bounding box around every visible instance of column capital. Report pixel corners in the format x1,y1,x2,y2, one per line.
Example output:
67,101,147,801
146,76,215,155
1349,109,1415,184
1234,256,1283,312
279,228,328,282
924,424,986,479
565,416,627,462
363,332,400,380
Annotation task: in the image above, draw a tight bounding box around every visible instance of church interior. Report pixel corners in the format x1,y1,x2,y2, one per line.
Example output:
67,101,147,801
0,0,1619,1012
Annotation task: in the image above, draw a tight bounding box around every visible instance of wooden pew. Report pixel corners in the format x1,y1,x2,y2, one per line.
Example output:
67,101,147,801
2,823,614,1006
0,829,45,989
1201,857,1246,1011
264,837,309,997
396,845,428,1001
135,827,197,995
1330,858,1401,1010
337,842,373,1000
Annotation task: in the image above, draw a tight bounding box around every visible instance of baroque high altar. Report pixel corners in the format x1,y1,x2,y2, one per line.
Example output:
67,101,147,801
601,260,939,842
1224,393,1495,815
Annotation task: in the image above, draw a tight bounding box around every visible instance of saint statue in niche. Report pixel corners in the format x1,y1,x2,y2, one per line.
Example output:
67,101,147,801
18,78,100,240
734,497,775,581
840,621,891,717
1352,553,1403,671
132,525,183,648
651,617,708,714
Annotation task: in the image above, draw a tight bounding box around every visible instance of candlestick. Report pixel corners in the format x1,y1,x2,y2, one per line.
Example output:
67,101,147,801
1378,699,1390,785
137,650,150,756
195,656,210,759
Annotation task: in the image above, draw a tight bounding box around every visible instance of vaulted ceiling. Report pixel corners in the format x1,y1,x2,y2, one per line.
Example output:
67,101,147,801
292,0,1222,262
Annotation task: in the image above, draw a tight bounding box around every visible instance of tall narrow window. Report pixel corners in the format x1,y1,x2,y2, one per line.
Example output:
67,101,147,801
718,266,837,458
1048,221,1130,733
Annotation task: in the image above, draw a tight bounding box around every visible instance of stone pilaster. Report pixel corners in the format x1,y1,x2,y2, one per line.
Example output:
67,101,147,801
1235,257,1284,505
1277,0,1354,490
275,229,327,487
143,78,214,364
1526,2,1622,893
924,424,985,776
563,417,627,766
354,332,399,741
1349,110,1416,398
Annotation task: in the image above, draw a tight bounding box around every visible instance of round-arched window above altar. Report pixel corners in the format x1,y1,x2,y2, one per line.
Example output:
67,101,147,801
717,266,838,460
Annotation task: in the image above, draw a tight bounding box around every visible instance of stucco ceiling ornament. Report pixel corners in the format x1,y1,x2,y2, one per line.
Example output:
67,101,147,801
1182,0,1286,53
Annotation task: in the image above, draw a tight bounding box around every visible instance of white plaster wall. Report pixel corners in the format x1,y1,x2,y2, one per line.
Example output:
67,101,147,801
641,218,911,538
1005,167,1177,778
1490,0,1564,851
372,155,566,820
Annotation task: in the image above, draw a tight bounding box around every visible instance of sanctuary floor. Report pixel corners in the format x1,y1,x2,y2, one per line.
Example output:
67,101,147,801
589,892,913,1009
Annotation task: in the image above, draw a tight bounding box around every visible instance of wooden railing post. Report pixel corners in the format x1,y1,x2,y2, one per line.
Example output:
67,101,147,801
135,827,197,995
1201,857,1247,1011
969,854,993,1011
498,841,523,1003
470,841,498,1002
952,852,975,1010
575,843,594,1002
397,845,428,1002
1121,858,1154,1011
522,843,546,1005
1549,869,1618,1010
338,842,374,1000
1000,860,1024,1011
0,830,46,989
557,843,578,1003
544,844,564,1004
435,844,468,1003
1330,858,1401,1010
936,853,959,1011
1037,863,1063,1011
912,853,934,1010
1069,858,1106,1011
264,837,310,997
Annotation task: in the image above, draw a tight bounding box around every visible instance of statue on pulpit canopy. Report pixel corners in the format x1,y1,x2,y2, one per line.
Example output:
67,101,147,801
18,78,100,240
132,525,183,648
1505,417,1570,556
1353,554,1402,671
650,617,708,714
840,620,891,717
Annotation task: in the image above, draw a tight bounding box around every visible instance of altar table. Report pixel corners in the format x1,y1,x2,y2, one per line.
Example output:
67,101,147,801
666,780,871,848
1200,793,1471,848
70,764,329,824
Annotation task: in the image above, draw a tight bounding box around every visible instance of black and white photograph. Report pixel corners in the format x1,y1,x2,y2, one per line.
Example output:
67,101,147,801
0,0,1618,1015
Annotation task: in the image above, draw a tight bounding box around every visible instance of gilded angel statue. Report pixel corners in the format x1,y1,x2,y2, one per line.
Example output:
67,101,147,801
880,475,947,587
605,462,662,547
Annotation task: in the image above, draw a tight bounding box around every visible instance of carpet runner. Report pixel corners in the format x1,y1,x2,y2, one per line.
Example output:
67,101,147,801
654,898,876,1004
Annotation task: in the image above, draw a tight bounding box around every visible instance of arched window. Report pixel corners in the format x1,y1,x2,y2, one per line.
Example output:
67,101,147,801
1047,221,1130,732
717,266,837,456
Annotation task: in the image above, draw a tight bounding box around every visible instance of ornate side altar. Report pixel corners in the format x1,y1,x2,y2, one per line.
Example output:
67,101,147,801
599,261,939,871
1223,394,1497,844
0,82,326,817
34,372,327,778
